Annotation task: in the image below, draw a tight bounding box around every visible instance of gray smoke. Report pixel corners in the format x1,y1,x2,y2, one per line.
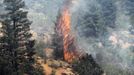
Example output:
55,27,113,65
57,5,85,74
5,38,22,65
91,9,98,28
72,0,134,73
24,0,64,33
23,0,134,72
0,0,133,74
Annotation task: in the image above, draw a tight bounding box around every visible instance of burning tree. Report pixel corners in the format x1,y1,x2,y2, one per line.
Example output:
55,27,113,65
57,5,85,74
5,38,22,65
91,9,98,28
53,0,104,75
54,0,79,63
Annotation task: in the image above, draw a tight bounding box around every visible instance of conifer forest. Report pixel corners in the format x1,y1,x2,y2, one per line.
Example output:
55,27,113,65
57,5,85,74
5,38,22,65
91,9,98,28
0,0,134,75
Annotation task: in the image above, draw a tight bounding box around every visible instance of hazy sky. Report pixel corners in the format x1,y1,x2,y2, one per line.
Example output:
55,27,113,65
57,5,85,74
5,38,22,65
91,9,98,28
0,0,64,33
0,0,86,33
24,0,64,33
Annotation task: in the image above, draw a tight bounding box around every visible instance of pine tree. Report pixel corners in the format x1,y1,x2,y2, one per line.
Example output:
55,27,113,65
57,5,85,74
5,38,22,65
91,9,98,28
0,21,14,74
125,0,134,19
73,54,104,75
52,13,64,59
125,0,134,34
0,0,36,74
77,4,105,38
97,0,117,28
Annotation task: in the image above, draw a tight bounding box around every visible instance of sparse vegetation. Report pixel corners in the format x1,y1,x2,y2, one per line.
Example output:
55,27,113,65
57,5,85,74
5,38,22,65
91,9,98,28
72,54,104,75
0,0,134,75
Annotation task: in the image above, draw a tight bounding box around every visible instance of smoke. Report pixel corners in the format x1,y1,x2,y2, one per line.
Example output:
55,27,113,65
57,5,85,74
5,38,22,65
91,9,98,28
46,0,134,73
24,0,64,33
71,0,134,72
0,0,133,73
24,0,133,72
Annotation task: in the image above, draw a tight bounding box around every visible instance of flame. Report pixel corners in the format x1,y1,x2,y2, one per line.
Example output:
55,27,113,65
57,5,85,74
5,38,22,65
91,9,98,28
61,9,77,63
56,0,79,63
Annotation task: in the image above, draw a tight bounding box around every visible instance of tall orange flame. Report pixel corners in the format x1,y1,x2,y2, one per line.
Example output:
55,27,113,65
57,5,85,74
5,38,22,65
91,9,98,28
56,0,78,63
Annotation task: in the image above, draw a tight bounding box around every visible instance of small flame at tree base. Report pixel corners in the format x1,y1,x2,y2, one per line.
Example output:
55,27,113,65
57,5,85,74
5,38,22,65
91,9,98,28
64,50,78,63
63,35,79,63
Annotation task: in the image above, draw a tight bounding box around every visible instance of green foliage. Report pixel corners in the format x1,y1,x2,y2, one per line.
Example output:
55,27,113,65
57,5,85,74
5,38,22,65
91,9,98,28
77,0,117,38
0,0,43,74
97,0,117,28
125,0,134,33
77,4,106,38
72,54,104,75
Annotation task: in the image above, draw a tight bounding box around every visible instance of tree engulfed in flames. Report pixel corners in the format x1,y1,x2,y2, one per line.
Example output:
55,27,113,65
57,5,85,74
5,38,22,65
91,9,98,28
55,0,79,63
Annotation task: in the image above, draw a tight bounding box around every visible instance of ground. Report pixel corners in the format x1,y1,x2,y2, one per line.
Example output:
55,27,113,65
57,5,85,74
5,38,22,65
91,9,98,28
35,55,77,75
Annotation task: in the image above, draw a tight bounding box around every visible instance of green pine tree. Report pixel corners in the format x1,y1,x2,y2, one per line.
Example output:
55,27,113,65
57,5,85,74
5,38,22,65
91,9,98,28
0,21,14,75
77,4,105,38
73,54,104,75
0,0,40,74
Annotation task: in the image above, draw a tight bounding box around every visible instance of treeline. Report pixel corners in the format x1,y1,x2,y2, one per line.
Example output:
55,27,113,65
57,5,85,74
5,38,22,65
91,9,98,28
77,0,134,38
76,0,134,75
